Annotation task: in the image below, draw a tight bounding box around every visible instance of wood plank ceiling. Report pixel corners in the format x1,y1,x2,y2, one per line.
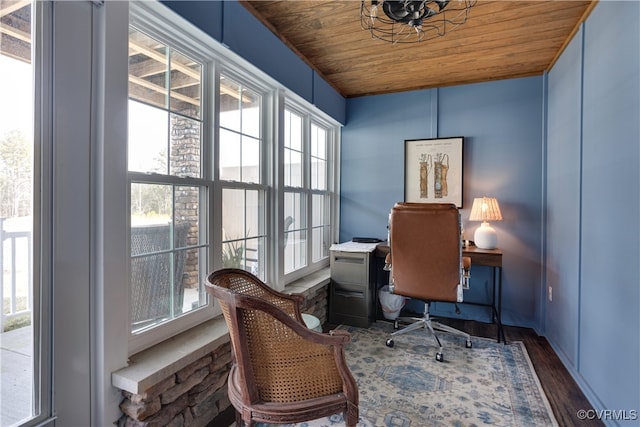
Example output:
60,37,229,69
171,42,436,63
242,0,596,98
1,1,595,101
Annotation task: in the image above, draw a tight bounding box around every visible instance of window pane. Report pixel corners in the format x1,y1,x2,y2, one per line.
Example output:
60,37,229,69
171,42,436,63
0,1,36,423
312,194,326,228
312,195,329,262
284,230,307,274
131,183,172,229
284,191,306,273
128,28,168,109
285,110,303,188
285,110,302,151
312,226,330,262
311,157,326,191
222,240,245,269
222,189,265,277
241,136,260,184
128,100,168,174
170,114,201,178
244,237,265,279
311,124,327,190
285,149,302,188
222,237,266,279
222,189,266,279
169,49,201,119
311,124,326,159
219,76,262,184
222,188,246,242
130,182,205,333
241,89,260,138
129,28,202,178
219,128,241,181
219,77,241,132
182,247,207,311
174,186,206,313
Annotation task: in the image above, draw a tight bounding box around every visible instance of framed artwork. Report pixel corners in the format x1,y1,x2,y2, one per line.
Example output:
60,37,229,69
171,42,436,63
404,137,464,207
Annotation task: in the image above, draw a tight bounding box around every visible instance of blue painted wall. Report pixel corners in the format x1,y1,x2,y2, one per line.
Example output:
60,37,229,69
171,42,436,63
546,26,583,368
546,1,640,425
340,89,438,242
341,77,544,328
161,0,346,123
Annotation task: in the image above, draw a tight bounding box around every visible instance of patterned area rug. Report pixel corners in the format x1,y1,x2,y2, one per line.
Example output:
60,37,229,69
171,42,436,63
261,322,558,427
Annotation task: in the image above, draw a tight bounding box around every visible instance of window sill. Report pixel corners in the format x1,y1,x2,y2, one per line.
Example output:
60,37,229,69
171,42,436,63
285,267,330,296
111,267,330,394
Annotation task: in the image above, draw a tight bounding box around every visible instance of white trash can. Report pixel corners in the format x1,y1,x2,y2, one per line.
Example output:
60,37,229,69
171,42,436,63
378,285,406,320
302,313,322,332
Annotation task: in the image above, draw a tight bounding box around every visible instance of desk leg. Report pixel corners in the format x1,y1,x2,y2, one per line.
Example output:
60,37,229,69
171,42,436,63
491,267,500,324
496,266,506,344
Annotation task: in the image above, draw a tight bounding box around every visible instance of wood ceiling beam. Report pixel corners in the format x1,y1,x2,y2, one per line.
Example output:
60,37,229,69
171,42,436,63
0,0,30,18
129,40,200,81
0,21,31,43
129,75,200,108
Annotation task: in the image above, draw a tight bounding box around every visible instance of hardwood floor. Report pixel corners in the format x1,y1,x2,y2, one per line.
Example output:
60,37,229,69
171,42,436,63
209,319,603,427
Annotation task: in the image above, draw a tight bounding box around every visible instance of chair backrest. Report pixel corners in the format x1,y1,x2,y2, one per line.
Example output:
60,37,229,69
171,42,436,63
389,202,462,302
206,269,344,404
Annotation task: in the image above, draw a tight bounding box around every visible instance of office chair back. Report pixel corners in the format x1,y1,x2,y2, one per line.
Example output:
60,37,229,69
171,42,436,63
389,202,462,303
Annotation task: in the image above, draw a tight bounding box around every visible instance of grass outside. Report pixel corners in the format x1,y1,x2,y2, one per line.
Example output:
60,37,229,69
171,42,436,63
3,294,31,332
3,311,30,332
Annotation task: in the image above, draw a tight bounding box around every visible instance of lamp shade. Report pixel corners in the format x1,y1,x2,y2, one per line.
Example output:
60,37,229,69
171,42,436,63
469,197,502,222
469,197,502,249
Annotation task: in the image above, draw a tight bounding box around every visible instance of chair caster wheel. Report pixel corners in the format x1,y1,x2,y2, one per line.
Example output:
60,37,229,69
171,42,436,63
435,352,444,362
466,340,472,348
393,320,399,329
385,339,394,348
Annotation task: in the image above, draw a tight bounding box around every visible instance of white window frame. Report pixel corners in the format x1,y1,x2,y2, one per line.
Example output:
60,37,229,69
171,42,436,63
124,1,340,353
280,100,339,284
127,4,218,354
217,70,272,282
12,1,54,425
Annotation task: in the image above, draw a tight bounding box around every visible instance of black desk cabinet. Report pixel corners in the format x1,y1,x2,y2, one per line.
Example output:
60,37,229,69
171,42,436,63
329,250,375,328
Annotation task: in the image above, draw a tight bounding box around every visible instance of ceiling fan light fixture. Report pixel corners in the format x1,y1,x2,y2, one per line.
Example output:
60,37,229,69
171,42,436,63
361,0,477,44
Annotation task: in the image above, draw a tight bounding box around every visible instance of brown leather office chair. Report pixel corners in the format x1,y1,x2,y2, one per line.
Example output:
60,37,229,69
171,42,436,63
205,268,359,427
385,203,472,362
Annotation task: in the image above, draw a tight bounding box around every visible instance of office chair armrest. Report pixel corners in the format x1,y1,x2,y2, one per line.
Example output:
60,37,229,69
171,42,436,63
462,256,471,289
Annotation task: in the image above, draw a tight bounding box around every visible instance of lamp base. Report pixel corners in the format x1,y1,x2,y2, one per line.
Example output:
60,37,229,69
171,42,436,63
474,222,498,249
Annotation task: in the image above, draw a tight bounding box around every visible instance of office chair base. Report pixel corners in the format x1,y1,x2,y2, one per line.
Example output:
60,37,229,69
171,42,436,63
386,312,472,362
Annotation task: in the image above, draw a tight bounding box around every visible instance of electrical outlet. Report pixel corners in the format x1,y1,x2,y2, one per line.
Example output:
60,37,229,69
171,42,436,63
548,286,553,302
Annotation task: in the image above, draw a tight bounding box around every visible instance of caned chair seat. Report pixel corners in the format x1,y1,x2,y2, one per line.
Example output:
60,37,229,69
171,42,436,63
205,268,359,427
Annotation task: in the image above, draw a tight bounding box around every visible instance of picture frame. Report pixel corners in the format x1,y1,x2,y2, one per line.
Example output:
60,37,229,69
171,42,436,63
404,137,464,207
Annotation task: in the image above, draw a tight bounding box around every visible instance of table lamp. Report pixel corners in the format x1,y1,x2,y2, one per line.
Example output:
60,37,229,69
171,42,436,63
469,197,502,249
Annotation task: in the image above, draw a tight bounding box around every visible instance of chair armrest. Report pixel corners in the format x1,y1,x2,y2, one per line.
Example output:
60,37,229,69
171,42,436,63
462,256,471,289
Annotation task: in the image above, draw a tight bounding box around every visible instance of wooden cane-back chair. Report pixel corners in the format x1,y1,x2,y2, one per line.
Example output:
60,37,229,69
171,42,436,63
206,268,359,427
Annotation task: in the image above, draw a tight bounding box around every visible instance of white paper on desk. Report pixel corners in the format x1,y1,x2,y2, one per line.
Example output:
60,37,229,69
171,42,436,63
329,241,379,252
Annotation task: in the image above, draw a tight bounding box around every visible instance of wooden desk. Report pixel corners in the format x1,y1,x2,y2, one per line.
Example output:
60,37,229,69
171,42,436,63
375,243,506,343
462,245,505,343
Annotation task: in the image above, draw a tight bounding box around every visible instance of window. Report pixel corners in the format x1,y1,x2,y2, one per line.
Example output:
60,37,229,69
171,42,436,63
283,107,334,278
310,123,331,262
128,27,209,336
0,0,50,425
125,3,339,351
284,109,306,273
219,76,267,279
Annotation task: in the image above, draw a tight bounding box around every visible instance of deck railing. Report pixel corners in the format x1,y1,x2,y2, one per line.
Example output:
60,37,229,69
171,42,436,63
0,218,32,331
